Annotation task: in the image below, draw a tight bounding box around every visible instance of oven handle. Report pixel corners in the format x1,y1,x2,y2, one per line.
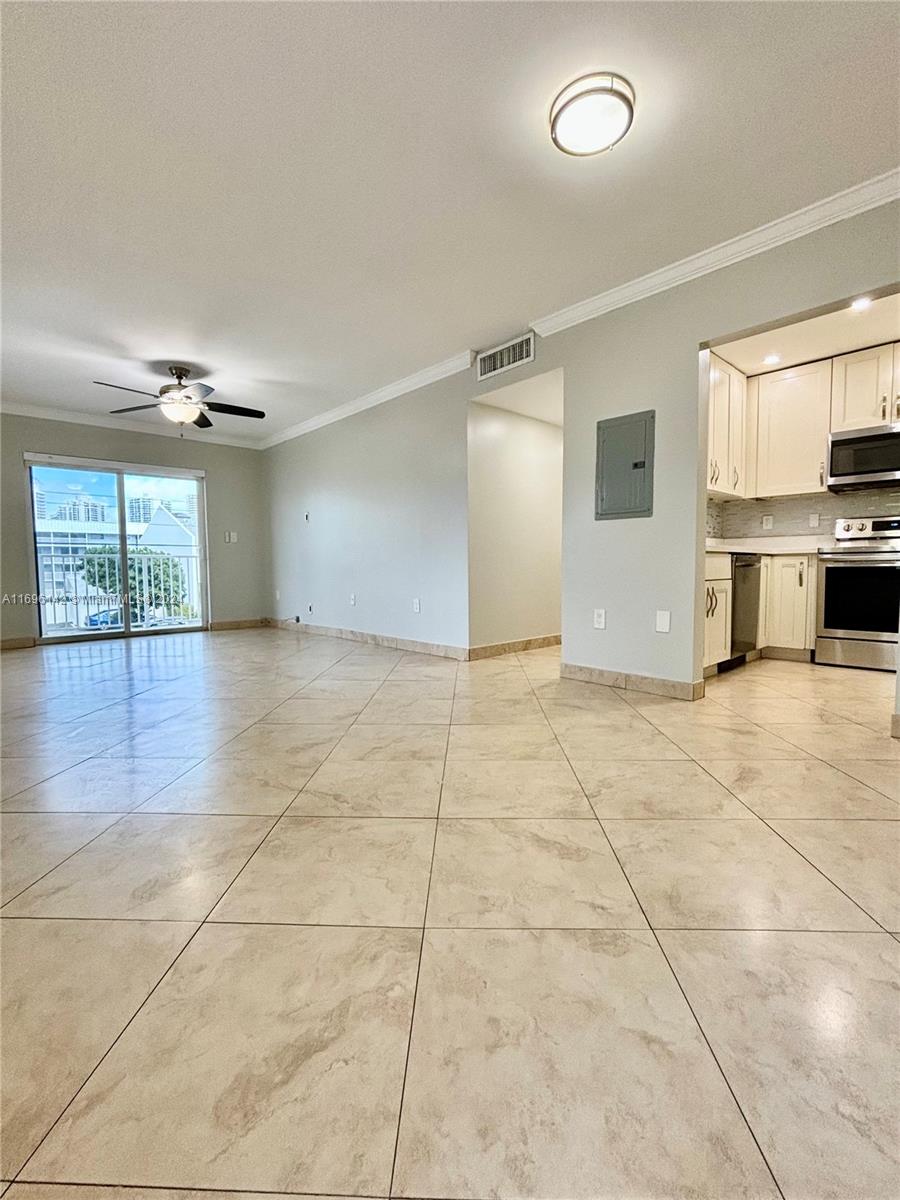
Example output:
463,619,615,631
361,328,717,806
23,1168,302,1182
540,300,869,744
818,554,900,565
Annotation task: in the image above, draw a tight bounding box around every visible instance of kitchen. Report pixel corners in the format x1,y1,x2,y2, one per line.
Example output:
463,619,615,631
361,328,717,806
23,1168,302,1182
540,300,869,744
701,290,900,701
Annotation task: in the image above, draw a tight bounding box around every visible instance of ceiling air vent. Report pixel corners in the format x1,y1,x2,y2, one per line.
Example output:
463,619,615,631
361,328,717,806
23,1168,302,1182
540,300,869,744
476,332,535,381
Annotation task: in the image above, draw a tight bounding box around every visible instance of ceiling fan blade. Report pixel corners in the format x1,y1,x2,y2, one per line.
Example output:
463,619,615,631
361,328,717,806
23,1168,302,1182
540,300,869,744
109,403,161,414
203,401,266,419
192,411,214,428
180,382,214,402
94,381,160,398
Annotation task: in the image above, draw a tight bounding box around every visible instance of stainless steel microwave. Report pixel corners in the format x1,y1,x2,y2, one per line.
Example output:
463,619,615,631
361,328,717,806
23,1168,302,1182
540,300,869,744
827,423,900,491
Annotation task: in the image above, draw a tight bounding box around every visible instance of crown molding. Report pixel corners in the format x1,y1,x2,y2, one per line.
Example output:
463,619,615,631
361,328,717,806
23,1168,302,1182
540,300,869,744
0,402,264,450
258,350,475,449
532,168,900,338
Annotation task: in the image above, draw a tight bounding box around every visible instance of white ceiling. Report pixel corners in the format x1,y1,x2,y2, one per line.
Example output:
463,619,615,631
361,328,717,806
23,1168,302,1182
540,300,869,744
715,293,900,374
3,2,899,446
476,369,564,427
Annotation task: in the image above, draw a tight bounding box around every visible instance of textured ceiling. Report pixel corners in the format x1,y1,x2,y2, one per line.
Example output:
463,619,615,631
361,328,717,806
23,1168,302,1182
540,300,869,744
3,1,899,444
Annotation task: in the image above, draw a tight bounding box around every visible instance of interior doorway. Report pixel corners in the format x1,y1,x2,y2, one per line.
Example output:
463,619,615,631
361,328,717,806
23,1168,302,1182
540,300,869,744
27,457,207,640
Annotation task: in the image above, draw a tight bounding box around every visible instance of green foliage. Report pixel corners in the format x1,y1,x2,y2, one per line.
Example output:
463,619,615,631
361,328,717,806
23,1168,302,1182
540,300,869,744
77,546,190,621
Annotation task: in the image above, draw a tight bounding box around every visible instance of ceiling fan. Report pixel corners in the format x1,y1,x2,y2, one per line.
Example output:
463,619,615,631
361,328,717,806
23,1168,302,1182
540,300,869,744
94,365,265,431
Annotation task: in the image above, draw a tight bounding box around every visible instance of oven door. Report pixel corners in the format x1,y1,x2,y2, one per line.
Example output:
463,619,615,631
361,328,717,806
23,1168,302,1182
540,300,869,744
816,553,900,642
827,424,900,491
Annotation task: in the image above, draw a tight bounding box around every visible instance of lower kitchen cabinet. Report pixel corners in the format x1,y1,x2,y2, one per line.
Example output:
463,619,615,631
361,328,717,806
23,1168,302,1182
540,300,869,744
703,578,733,668
766,555,812,650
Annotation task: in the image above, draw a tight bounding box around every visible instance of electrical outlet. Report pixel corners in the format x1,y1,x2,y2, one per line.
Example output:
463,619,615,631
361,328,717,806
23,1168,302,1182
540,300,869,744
231,531,238,543
808,513,820,529
762,515,774,531
349,593,356,606
593,608,606,630
294,615,300,623
307,604,313,614
304,512,310,523
655,610,671,633
223,531,231,544
412,597,421,614
275,589,280,602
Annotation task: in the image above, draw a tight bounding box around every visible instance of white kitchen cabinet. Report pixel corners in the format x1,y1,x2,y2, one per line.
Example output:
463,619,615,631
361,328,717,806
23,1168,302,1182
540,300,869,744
757,555,770,648
766,555,811,650
704,579,732,668
893,342,900,425
830,343,894,432
756,361,831,496
708,354,747,497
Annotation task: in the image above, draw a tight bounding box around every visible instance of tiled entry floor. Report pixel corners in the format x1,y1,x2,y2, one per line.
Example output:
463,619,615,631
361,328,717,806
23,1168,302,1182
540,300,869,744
1,632,898,1200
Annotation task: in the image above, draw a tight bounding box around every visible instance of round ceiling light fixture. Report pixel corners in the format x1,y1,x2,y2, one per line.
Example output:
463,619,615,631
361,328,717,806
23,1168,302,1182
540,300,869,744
160,397,202,425
550,72,635,156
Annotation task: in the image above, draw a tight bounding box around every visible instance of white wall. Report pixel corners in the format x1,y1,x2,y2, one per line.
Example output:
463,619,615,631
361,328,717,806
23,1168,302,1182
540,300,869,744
467,401,562,647
265,383,470,650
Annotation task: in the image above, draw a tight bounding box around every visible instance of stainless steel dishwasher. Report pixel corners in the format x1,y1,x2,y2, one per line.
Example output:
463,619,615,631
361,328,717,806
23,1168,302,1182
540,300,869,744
732,554,762,655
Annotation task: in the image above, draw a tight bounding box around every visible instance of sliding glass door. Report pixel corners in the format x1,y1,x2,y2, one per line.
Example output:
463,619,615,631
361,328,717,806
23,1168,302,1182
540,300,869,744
29,460,206,639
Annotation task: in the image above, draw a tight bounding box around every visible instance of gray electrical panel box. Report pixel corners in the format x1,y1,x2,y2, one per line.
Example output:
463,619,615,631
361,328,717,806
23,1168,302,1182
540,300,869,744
595,409,655,520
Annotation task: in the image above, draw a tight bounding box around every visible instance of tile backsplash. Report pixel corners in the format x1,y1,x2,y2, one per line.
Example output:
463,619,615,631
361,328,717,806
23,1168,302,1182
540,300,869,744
718,488,900,538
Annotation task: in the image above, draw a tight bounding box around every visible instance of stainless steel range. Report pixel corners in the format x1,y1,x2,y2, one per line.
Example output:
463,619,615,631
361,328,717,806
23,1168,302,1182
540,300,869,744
816,516,900,671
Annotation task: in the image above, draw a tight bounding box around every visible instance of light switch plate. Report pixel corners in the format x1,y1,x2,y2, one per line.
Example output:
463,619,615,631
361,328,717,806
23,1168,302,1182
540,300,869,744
655,610,671,633
762,515,774,530
349,593,356,606
593,608,606,630
412,598,421,614
223,531,231,543
230,531,238,543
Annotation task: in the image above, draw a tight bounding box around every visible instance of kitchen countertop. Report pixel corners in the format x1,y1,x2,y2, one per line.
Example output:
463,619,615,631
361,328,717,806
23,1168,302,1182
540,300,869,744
706,536,836,554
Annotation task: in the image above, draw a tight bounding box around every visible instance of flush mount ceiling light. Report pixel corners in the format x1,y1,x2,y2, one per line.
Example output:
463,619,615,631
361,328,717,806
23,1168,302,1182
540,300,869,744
763,354,781,366
850,296,872,312
550,72,635,156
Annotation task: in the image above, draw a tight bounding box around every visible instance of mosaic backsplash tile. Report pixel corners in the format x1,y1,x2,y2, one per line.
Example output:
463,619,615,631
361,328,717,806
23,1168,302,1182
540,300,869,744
719,488,900,538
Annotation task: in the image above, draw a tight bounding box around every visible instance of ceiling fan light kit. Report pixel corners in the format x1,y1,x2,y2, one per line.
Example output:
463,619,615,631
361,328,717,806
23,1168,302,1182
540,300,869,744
94,363,266,433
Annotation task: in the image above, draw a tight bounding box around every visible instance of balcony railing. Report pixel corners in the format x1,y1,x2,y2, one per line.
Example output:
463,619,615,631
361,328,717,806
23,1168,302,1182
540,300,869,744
34,547,203,635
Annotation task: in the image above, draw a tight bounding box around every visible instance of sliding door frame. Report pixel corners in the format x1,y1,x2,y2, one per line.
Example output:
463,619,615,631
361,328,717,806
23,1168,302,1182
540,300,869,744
24,452,211,645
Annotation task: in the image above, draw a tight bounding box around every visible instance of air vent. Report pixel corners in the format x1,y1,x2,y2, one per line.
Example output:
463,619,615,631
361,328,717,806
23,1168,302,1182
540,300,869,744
476,332,535,381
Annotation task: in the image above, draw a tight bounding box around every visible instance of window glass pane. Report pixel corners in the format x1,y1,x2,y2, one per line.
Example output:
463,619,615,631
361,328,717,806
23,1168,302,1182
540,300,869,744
123,474,203,630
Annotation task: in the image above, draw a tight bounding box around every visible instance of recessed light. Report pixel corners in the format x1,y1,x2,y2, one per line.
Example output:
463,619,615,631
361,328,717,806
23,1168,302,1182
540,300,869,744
763,354,781,366
550,72,634,156
850,297,872,312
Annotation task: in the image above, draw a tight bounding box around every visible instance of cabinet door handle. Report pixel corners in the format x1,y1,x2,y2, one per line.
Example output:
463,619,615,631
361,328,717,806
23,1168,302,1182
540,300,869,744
709,459,715,484
733,466,738,489
713,460,720,485
799,563,804,588
711,588,718,617
882,396,888,421
819,461,825,486
895,395,899,421
705,586,711,617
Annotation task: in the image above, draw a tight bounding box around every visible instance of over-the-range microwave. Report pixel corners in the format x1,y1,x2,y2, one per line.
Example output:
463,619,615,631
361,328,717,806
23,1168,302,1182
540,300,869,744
827,423,900,492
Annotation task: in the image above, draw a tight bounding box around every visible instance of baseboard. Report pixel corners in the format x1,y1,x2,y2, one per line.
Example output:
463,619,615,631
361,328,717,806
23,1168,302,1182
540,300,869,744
209,618,270,631
892,712,900,740
561,660,704,701
273,619,468,661
762,646,813,662
468,634,561,661
1,636,36,651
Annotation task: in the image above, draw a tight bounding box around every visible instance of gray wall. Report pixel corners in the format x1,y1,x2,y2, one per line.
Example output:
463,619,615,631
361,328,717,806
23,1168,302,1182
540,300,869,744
0,413,268,640
264,384,471,650
467,402,562,647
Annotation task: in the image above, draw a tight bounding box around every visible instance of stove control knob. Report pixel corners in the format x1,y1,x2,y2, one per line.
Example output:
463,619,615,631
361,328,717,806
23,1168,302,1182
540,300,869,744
843,523,852,531
857,522,867,531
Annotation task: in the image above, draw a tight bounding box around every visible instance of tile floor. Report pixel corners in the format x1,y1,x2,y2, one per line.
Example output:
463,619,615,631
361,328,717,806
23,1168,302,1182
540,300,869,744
1,630,898,1199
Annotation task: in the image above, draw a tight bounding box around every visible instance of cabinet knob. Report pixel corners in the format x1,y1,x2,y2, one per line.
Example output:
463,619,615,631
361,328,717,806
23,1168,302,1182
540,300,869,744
819,461,825,486
882,396,888,421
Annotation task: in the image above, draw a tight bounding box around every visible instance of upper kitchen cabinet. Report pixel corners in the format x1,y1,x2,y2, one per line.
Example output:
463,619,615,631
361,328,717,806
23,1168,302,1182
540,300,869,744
830,343,895,432
756,360,831,496
707,354,747,497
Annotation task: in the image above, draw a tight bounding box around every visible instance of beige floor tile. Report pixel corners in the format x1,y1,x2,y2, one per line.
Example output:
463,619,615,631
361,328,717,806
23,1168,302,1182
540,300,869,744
0,918,196,1178
447,724,564,761
293,678,381,702
453,674,534,699
574,761,749,817
140,757,313,815
531,679,623,706
213,723,345,765
392,929,778,1199
1,753,93,800
702,760,900,819
440,760,591,817
389,657,458,681
4,814,272,919
660,721,809,760
770,723,900,761
838,760,900,802
713,697,845,725
259,697,362,725
331,724,448,761
22,924,419,1195
211,816,434,926
317,660,396,680
661,930,900,1200
603,819,879,930
1,813,118,904
450,696,547,725
541,702,649,729
289,761,443,816
357,695,452,725
555,724,687,761
427,819,645,928
374,678,456,700
2,758,199,814
769,819,900,930
4,1189,348,1200
621,694,735,722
